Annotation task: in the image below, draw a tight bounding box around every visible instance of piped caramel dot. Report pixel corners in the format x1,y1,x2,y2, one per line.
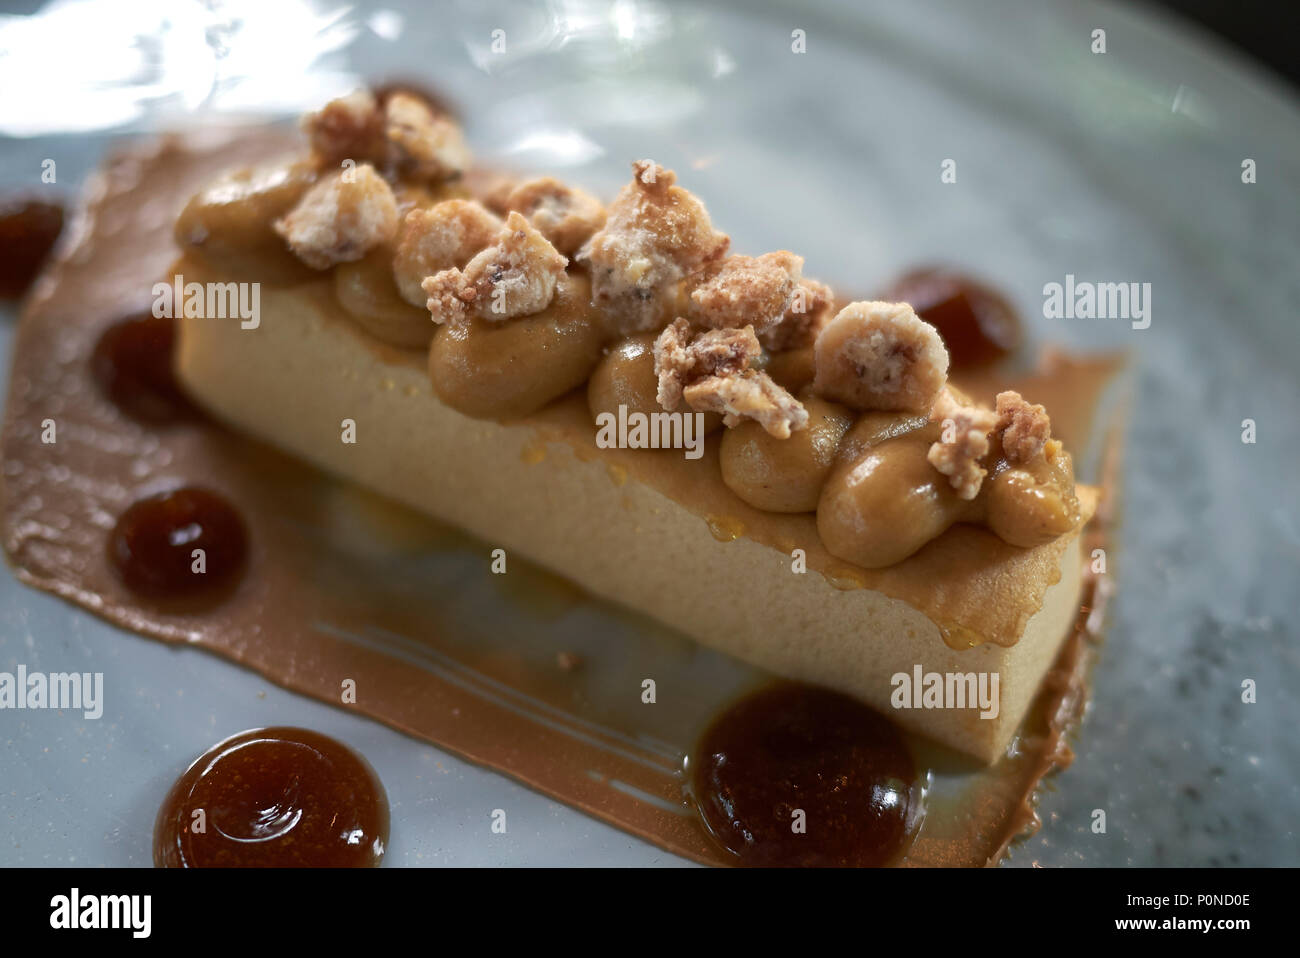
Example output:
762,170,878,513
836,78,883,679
109,487,247,598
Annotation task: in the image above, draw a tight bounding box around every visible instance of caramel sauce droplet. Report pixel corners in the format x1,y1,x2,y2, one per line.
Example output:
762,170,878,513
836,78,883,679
154,727,389,867
0,198,63,298
109,487,247,598
705,514,745,542
91,313,197,424
691,683,921,866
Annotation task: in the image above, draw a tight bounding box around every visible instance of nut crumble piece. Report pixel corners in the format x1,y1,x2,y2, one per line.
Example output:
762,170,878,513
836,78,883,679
688,252,803,333
502,177,606,256
684,371,809,439
384,92,471,181
812,300,949,411
759,277,834,352
304,90,387,169
274,163,399,270
421,211,568,324
653,318,759,408
392,200,503,306
995,391,1052,463
579,161,729,333
653,318,806,437
927,387,999,500
304,89,469,182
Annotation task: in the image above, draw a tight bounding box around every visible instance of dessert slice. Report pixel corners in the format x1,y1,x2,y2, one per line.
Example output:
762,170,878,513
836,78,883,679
171,90,1097,763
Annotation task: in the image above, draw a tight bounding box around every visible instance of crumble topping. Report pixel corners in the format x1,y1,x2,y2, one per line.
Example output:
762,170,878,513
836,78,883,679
187,88,1088,569
995,390,1052,463
927,387,999,500
654,318,759,407
812,300,949,411
688,252,802,333
274,163,399,270
501,177,606,256
304,90,387,169
684,371,809,439
392,199,503,307
304,89,469,181
759,277,834,352
579,161,729,333
422,211,568,324
384,92,471,181
653,318,807,437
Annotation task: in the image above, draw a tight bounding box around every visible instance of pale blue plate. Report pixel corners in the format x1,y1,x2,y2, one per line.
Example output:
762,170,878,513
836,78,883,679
2,0,1297,866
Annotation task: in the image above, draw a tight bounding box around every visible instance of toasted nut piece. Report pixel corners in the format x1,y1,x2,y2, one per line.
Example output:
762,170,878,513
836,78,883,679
688,252,802,333
422,211,568,324
653,318,806,437
995,390,1052,463
760,277,834,352
684,370,808,439
304,90,387,168
274,164,399,270
587,332,725,432
812,300,949,411
304,89,470,183
926,387,998,500
501,177,606,256
384,92,471,181
653,318,760,409
579,161,729,333
392,200,503,306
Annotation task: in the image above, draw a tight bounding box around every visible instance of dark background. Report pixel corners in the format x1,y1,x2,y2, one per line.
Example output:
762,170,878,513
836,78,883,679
1145,0,1299,90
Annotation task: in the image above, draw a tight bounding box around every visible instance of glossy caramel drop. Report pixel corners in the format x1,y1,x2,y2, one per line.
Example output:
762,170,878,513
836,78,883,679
109,487,247,597
91,313,197,423
0,198,63,298
691,683,920,866
154,727,389,868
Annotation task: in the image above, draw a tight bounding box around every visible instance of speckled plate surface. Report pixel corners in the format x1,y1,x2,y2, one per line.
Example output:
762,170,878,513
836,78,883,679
1,0,1297,866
